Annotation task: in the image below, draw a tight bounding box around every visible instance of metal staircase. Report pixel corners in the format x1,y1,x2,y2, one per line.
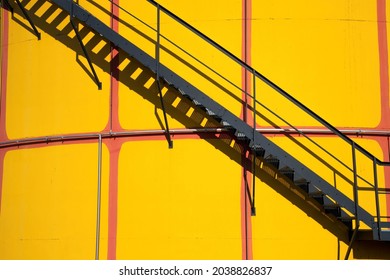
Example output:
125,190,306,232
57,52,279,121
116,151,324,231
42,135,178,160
3,0,390,253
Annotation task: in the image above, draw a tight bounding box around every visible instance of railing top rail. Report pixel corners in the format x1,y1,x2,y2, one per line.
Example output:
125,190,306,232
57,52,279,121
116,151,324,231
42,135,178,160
146,0,390,166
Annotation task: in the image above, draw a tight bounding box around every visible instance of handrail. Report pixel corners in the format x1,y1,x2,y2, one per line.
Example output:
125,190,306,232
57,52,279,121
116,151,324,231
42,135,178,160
146,0,390,167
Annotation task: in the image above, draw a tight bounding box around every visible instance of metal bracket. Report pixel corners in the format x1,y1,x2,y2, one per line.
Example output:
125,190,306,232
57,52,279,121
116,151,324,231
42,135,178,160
14,0,41,40
70,16,102,90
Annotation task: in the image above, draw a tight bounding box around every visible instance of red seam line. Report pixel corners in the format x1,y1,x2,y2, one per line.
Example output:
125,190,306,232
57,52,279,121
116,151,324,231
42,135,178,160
0,7,10,216
241,0,253,260
376,0,390,222
0,8,9,141
377,0,390,129
107,0,120,260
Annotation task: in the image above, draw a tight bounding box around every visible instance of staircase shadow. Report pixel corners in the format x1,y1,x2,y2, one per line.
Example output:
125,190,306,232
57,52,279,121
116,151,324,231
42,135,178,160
9,0,352,243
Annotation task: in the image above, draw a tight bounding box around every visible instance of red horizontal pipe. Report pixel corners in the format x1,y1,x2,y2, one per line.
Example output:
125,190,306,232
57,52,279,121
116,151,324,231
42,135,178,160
0,127,389,149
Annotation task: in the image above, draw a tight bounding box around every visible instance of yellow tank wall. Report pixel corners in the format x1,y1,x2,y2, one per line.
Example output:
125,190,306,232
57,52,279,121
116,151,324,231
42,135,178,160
0,0,389,260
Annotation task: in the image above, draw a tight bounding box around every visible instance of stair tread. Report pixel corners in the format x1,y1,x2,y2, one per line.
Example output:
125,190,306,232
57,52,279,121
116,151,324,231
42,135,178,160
324,203,341,208
221,120,232,127
192,99,204,107
178,88,187,96
280,166,294,171
309,191,324,196
205,108,216,115
264,155,280,169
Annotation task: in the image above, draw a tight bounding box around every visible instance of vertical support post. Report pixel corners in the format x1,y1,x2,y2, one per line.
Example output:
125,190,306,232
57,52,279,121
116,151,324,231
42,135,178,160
251,70,256,216
70,8,102,90
373,158,381,240
156,4,173,149
345,142,360,259
15,0,40,40
352,142,359,226
95,134,103,260
2,0,14,14
252,71,257,141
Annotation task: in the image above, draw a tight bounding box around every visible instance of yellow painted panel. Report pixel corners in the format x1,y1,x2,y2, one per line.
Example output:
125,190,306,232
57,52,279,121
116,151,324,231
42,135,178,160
0,144,100,259
6,1,110,139
252,0,381,128
97,143,110,260
117,139,242,259
79,0,111,26
157,0,242,55
252,181,339,259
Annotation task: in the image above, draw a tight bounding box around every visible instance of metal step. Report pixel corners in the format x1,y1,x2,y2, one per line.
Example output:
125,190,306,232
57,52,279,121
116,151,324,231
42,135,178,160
309,192,341,217
192,99,205,109
163,77,175,88
309,191,324,205
250,144,266,158
221,120,232,129
279,166,294,182
178,88,189,98
324,204,342,218
235,131,250,143
205,108,221,121
294,178,309,193
264,155,280,169
338,215,354,232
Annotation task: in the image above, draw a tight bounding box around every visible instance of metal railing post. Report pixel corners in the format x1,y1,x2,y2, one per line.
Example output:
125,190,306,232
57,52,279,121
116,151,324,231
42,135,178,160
156,4,161,74
373,158,381,240
155,3,173,148
352,142,359,226
252,70,256,147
